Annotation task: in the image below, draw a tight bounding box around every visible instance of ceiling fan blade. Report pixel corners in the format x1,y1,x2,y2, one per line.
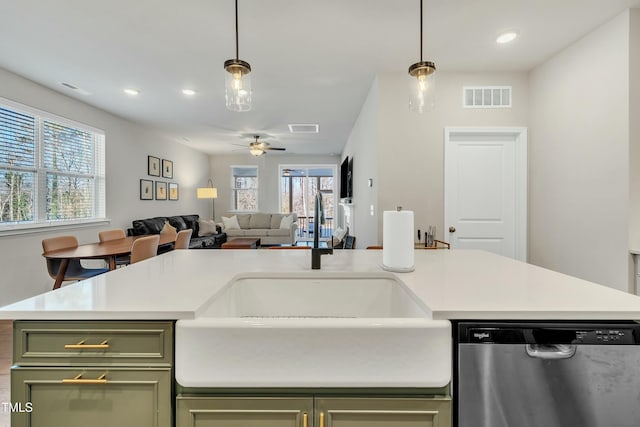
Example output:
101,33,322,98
265,147,286,151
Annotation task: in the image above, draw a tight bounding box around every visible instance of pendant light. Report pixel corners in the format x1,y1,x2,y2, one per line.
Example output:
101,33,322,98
408,0,436,113
224,0,252,112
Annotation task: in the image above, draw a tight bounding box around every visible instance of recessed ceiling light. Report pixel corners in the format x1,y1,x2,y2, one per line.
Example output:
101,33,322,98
496,30,519,44
123,88,140,96
182,89,196,96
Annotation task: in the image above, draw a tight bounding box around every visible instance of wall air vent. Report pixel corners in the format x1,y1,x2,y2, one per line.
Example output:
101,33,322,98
463,86,511,108
288,124,319,133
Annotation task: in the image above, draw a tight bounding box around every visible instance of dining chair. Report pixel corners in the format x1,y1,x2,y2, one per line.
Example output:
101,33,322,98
42,236,109,287
98,228,130,266
366,245,383,250
130,235,160,264
174,229,193,250
98,228,126,242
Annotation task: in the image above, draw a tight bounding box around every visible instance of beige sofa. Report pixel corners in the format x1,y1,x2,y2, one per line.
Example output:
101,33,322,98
220,213,298,245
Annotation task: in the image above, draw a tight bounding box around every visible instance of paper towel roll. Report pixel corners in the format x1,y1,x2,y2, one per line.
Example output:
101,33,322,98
382,209,415,272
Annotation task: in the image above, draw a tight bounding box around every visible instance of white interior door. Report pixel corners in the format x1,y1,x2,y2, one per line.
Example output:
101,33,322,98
444,127,527,260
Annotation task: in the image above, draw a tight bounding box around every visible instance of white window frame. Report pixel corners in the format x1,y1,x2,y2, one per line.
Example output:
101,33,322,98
0,97,107,235
229,165,259,212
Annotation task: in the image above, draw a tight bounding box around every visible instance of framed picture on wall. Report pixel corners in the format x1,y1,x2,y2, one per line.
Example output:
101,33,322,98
169,183,179,201
155,181,167,200
148,156,160,176
162,159,173,179
140,179,153,200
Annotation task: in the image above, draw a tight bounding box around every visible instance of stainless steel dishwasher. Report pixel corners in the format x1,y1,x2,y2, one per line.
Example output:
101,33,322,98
456,321,640,427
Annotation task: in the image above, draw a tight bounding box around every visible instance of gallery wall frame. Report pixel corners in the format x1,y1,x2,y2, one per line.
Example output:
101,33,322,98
148,156,160,176
169,183,179,201
155,181,167,200
162,159,173,179
140,179,153,200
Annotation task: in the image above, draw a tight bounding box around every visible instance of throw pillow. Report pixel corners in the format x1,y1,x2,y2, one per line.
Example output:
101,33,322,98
221,215,240,231
280,214,294,229
198,219,218,236
333,227,347,241
160,221,177,236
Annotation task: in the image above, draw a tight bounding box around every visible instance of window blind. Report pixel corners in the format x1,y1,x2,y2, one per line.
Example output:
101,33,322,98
0,98,105,229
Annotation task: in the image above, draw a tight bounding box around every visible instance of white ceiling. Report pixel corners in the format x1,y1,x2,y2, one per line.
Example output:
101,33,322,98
1,0,638,155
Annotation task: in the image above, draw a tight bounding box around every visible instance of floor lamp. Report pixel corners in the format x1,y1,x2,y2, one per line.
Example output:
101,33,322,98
197,180,218,220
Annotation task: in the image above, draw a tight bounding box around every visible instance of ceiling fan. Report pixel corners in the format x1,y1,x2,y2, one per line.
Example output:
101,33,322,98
245,135,286,156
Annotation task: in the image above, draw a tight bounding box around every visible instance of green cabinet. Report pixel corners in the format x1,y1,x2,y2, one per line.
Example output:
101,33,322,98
316,397,451,427
176,395,451,427
177,397,313,427
11,321,173,427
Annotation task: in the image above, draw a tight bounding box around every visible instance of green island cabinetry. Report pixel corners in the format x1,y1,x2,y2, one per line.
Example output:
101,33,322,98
176,393,451,427
11,320,173,427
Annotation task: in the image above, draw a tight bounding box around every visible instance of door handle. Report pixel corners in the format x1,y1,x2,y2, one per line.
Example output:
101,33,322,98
302,412,308,427
526,344,576,360
319,412,325,427
449,226,456,233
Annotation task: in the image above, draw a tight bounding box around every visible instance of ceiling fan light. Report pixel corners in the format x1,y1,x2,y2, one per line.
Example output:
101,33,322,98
249,148,265,156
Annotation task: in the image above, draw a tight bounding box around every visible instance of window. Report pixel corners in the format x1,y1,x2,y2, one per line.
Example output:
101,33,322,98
279,165,336,238
231,166,258,211
0,98,105,231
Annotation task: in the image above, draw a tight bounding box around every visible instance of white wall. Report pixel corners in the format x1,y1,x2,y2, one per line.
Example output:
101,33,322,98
629,9,640,270
0,67,211,305
341,77,380,248
529,11,630,291
208,153,340,220
375,71,529,246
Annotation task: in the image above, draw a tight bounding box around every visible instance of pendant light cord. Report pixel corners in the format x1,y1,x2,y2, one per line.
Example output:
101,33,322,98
419,0,423,62
235,0,239,61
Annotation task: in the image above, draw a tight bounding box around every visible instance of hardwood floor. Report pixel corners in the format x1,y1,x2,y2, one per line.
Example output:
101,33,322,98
0,320,12,427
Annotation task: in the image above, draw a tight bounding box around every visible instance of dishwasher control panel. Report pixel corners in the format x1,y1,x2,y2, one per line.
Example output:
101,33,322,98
458,322,640,345
575,329,634,344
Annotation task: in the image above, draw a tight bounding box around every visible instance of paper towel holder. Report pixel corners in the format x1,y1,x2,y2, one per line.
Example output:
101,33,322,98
381,207,415,273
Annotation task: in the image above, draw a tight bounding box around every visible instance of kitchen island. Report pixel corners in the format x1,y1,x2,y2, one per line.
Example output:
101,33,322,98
3,249,640,427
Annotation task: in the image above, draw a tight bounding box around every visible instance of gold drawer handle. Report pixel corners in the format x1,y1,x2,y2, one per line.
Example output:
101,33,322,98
302,412,308,427
319,412,325,427
64,339,109,350
62,373,107,385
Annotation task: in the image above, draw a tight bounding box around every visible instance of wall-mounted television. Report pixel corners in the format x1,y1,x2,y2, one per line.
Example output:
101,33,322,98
340,156,353,200
340,156,349,199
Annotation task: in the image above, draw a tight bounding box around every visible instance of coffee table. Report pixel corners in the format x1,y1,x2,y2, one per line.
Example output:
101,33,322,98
221,237,261,249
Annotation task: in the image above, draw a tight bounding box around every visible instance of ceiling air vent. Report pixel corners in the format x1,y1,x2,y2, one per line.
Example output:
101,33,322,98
463,86,511,108
288,124,319,133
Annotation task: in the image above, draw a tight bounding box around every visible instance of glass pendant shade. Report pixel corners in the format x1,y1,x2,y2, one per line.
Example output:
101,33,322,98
408,61,436,113
225,60,252,112
249,148,264,156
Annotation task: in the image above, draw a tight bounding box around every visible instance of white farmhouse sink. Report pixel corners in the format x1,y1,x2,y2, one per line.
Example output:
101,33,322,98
176,272,451,388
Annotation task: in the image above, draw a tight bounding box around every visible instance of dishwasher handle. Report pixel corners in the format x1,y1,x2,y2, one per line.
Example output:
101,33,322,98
526,343,576,360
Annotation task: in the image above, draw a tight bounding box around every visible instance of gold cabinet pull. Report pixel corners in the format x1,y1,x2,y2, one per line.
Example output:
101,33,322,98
302,412,308,427
62,373,107,385
64,339,109,350
319,412,325,427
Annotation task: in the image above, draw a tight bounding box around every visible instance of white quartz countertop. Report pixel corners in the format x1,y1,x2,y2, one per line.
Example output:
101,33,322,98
3,249,640,320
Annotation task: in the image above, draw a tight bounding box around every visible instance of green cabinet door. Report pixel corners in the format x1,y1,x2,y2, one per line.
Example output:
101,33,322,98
177,396,313,427
315,397,451,427
11,367,172,427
